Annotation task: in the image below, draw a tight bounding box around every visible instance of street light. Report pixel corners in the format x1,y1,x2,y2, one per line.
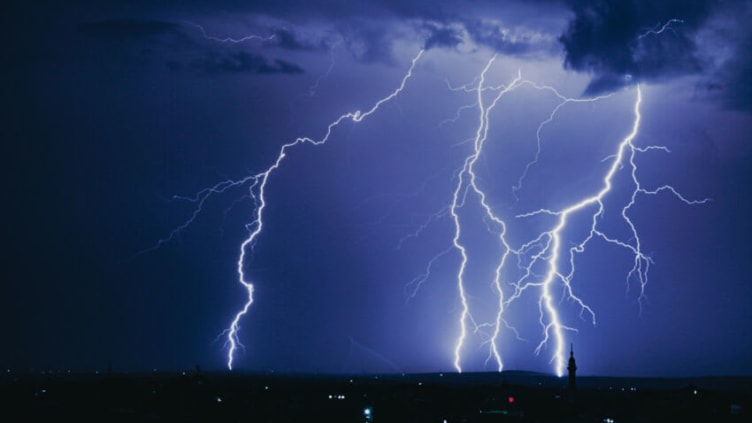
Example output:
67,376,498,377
363,406,373,422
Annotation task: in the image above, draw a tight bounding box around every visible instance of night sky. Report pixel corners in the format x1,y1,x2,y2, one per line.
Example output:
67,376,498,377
4,0,752,378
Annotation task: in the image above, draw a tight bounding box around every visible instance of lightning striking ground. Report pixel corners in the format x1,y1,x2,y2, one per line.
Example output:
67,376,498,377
148,44,707,375
223,50,425,369
450,57,521,373
442,57,707,376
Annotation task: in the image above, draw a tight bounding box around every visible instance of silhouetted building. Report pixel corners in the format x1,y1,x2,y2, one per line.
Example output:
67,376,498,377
567,344,577,403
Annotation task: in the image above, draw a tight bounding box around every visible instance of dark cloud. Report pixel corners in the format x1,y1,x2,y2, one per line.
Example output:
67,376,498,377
465,19,554,56
190,51,305,75
693,1,752,112
73,18,197,68
719,35,752,111
268,27,320,51
340,23,397,64
56,1,563,69
422,22,464,50
559,0,713,94
79,19,180,39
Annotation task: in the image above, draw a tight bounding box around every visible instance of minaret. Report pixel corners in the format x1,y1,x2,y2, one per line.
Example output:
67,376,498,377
567,344,577,402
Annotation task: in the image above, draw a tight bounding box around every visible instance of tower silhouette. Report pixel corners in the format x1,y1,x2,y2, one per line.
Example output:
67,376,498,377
567,344,577,402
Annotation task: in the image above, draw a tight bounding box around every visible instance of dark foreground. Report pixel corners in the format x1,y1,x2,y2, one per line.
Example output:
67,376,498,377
2,370,750,422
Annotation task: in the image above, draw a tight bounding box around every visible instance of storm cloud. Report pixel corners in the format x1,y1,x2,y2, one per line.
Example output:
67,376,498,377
555,0,744,97
190,51,304,75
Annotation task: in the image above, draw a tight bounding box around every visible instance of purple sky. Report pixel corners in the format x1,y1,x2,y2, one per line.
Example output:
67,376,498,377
3,0,752,377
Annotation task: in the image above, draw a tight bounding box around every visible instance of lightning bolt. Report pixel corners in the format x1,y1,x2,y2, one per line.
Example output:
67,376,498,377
444,57,708,376
224,50,425,369
308,39,341,97
637,19,684,40
451,57,521,373
147,38,708,375
512,85,708,375
184,21,276,44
